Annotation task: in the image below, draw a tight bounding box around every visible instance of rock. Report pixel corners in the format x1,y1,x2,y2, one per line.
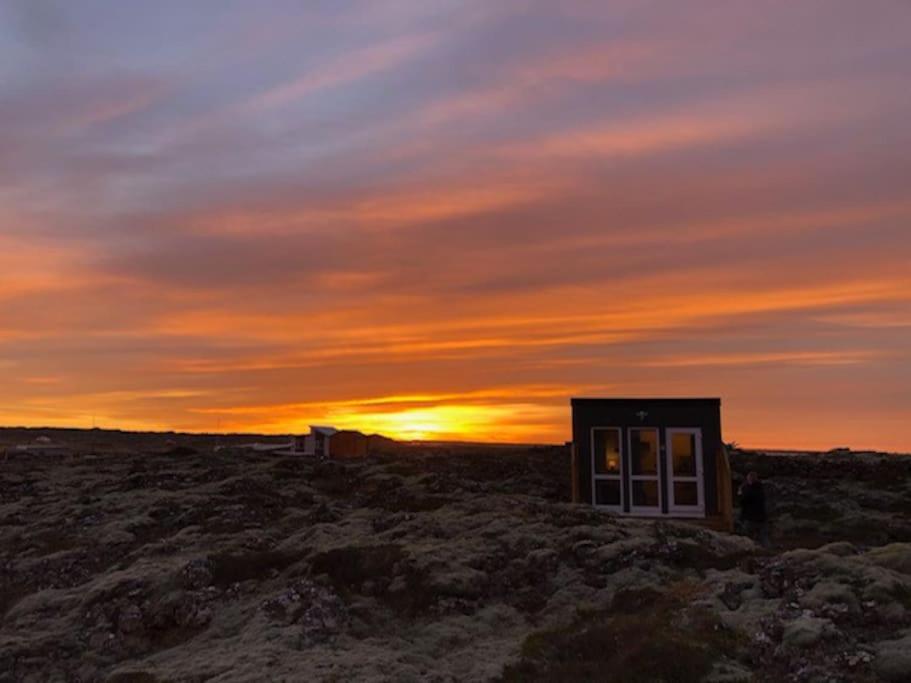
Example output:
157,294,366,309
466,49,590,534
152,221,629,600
308,502,341,523
174,598,213,628
180,558,213,589
799,580,859,615
262,578,348,648
759,564,790,598
705,658,754,682
152,589,215,630
88,631,114,650
873,631,911,682
867,544,911,575
526,548,558,571
427,566,487,599
719,582,745,610
816,541,857,557
875,602,908,624
592,537,652,568
843,650,873,668
571,540,596,562
117,603,144,634
861,572,911,605
781,615,836,649
387,575,408,595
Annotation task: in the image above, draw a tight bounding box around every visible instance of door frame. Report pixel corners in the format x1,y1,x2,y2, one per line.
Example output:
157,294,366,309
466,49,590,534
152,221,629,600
590,426,623,512
665,427,705,516
627,427,662,516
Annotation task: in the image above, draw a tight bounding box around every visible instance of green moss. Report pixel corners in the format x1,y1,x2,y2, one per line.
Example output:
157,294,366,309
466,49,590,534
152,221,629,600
498,588,746,683
893,584,911,610
779,503,840,522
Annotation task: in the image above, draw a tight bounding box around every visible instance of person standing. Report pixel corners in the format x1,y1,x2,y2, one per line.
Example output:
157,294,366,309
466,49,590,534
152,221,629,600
738,470,769,547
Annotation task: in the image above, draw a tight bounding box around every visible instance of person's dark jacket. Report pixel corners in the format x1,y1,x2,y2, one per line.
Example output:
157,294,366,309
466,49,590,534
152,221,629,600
740,481,767,522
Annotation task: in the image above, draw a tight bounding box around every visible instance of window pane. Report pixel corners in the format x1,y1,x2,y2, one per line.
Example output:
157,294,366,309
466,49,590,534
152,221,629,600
674,482,698,506
671,433,697,476
595,479,621,506
593,429,621,475
632,480,659,507
630,429,658,475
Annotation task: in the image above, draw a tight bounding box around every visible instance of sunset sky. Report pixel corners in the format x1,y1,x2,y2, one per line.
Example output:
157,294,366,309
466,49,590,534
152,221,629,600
1,1,909,450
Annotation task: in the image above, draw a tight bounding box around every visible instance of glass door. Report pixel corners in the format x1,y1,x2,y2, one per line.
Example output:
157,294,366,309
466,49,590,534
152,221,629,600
628,428,661,515
591,427,622,511
666,429,704,516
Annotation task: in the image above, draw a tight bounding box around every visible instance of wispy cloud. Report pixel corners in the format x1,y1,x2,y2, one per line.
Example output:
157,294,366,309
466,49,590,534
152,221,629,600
642,350,883,368
240,32,437,113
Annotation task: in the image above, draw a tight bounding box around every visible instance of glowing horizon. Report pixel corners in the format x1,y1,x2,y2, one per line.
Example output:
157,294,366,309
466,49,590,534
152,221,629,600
1,2,909,451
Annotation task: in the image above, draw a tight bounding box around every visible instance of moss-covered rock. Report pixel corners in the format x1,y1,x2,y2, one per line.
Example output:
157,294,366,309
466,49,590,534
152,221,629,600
873,630,911,682
780,615,836,649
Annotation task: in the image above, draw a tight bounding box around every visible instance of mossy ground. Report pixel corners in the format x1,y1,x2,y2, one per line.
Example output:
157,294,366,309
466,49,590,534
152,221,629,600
0,434,908,681
500,581,746,683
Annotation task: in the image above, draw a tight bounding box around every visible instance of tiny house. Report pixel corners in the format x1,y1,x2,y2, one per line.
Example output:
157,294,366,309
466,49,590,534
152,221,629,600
290,427,395,459
571,398,733,530
294,426,339,457
329,430,370,459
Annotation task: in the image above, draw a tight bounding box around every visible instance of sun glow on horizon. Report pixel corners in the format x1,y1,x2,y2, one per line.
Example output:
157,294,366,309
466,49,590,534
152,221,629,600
320,403,564,443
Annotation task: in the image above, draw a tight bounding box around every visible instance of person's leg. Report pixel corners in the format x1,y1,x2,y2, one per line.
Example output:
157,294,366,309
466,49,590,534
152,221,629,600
741,519,753,539
737,518,755,538
743,520,762,543
758,522,770,548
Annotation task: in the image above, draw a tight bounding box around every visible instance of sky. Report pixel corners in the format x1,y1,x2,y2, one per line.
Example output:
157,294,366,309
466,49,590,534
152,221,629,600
1,1,909,450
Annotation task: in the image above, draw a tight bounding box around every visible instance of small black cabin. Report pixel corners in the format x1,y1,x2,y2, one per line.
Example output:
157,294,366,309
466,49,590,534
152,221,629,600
571,398,733,529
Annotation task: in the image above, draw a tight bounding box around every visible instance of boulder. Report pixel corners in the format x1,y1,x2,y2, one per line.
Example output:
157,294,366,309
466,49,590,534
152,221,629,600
781,615,835,649
867,544,911,575
427,566,487,599
873,631,911,682
799,580,859,615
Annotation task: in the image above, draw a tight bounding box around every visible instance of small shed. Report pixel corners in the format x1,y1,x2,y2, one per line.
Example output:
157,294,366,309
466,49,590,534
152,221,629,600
329,430,369,459
14,437,72,457
295,426,339,457
289,427,398,459
571,398,733,530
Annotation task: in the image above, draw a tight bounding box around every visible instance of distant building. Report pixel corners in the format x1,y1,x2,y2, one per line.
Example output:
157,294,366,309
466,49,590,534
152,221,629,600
228,442,293,453
570,398,733,531
294,426,339,457
329,430,369,459
290,426,396,459
14,437,72,456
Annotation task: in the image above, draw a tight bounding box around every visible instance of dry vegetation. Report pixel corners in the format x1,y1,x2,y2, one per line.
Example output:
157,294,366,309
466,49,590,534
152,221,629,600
1,430,910,682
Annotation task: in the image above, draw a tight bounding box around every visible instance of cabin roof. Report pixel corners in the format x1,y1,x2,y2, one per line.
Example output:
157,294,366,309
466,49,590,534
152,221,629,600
309,425,338,436
571,397,721,404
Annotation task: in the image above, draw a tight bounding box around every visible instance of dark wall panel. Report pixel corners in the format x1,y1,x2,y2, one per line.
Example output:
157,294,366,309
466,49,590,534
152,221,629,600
571,398,723,515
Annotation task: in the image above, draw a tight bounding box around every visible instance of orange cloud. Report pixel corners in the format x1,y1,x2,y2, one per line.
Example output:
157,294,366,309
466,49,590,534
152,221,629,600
641,350,882,368
190,385,580,441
